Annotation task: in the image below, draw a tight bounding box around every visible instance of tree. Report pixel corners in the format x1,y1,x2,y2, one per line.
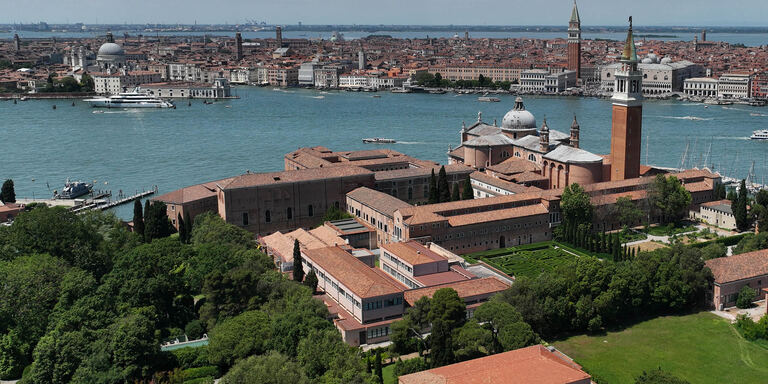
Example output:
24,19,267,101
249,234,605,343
207,310,272,368
616,196,644,227
304,270,318,293
635,368,690,384
79,73,94,92
143,201,174,243
322,206,352,222
451,183,460,201
649,175,692,224
734,179,750,231
462,175,474,200
701,242,726,260
220,352,308,384
737,286,756,309
437,166,451,203
132,199,144,239
293,240,304,282
177,214,187,244
428,289,465,368
428,169,438,204
473,300,538,354
191,212,254,248
1,179,15,203
756,189,768,207
183,210,192,243
560,183,593,229
374,350,383,382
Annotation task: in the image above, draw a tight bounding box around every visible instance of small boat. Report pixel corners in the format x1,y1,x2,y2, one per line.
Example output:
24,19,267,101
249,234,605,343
372,95,381,98
478,96,501,102
429,89,446,94
391,88,412,94
750,130,768,140
363,137,396,144
54,179,92,199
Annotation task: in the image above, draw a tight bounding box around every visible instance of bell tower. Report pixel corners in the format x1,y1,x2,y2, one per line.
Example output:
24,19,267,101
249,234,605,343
567,1,581,78
610,16,643,181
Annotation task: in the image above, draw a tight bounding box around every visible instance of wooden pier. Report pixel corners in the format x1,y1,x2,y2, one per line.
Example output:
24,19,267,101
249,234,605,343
98,188,157,211
71,187,158,214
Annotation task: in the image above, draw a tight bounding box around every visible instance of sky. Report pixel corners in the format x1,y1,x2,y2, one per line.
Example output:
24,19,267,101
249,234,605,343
0,0,766,27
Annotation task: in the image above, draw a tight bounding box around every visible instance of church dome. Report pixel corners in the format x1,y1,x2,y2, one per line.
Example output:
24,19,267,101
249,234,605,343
641,57,653,64
646,53,659,63
660,57,672,65
501,97,537,130
97,42,124,57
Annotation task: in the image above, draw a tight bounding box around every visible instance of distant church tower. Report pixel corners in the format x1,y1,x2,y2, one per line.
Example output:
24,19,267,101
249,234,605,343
13,34,20,52
235,32,243,61
610,17,643,181
567,1,581,78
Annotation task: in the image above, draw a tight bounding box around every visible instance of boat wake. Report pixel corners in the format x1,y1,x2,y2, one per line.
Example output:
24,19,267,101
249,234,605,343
93,109,145,114
396,141,431,145
750,113,768,117
712,136,750,141
656,115,713,121
310,96,325,99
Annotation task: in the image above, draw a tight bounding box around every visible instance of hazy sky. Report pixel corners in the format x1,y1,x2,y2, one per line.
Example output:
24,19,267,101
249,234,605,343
1,0,765,27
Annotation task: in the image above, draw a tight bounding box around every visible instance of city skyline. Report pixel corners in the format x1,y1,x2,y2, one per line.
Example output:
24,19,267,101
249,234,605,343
3,0,768,27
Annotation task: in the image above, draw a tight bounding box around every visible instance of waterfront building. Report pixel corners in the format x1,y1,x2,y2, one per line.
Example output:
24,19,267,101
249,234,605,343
229,67,258,84
140,78,231,98
298,62,319,86
683,77,718,97
95,40,127,71
313,66,342,88
427,66,523,83
399,345,591,384
751,72,768,100
717,73,752,99
568,0,582,79
267,66,299,87
519,69,549,92
93,70,162,95
609,18,643,181
600,56,704,95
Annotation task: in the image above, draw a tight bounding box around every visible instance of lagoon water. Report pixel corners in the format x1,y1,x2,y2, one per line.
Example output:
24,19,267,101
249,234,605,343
2,87,767,218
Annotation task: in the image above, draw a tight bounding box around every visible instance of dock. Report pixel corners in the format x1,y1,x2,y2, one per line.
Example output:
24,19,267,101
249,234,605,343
18,186,158,214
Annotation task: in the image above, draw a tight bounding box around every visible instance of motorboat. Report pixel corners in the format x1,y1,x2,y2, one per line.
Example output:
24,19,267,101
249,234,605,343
750,130,768,140
54,179,92,199
362,138,396,144
84,92,175,108
478,96,501,102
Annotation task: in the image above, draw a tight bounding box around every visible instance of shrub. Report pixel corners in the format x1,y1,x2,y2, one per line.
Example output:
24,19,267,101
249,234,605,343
393,357,428,379
736,286,756,309
184,377,215,384
171,346,209,369
183,366,219,380
185,320,205,340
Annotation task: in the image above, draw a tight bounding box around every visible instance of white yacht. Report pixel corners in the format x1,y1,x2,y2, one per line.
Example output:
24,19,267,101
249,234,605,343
751,130,768,140
84,92,175,108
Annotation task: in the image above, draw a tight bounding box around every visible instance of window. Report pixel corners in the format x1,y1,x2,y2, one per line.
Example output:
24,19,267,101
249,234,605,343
287,207,292,220
242,212,249,226
265,210,271,223
308,205,314,217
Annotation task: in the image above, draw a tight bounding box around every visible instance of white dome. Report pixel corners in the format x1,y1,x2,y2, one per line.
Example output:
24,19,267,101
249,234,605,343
98,42,124,57
646,53,659,63
501,97,537,130
641,57,653,64
660,57,672,64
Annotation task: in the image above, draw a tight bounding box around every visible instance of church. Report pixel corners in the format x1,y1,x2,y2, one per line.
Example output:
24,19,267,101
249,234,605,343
449,17,646,190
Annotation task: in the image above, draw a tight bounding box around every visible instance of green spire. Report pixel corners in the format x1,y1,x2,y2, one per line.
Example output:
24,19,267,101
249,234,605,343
621,16,638,62
570,1,580,24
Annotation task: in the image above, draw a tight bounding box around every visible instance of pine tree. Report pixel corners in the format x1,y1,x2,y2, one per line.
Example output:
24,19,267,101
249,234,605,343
293,239,304,282
374,350,383,381
178,214,186,243
451,183,460,201
462,175,474,200
1,179,15,203
428,169,438,204
437,166,451,203
133,199,145,239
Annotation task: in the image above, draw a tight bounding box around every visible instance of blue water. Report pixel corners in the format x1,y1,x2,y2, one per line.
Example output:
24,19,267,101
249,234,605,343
2,30,768,47
2,87,767,219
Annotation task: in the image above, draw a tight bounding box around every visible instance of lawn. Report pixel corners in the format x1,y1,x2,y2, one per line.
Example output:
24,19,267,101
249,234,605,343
382,364,396,384
555,312,768,384
645,222,697,236
464,242,580,278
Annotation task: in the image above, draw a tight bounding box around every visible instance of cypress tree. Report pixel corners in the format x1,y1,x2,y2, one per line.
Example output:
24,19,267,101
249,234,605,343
184,210,192,243
428,169,438,204
133,199,145,239
631,247,636,259
375,350,383,381
734,179,750,231
451,183,460,201
304,270,318,293
437,166,451,203
178,214,186,243
613,234,621,260
1,179,15,203
366,355,372,374
462,175,474,200
293,239,304,282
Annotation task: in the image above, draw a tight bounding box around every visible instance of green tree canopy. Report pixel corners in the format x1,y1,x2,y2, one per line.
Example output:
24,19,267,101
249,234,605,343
0,179,15,203
635,368,690,384
461,175,474,200
616,196,644,227
560,183,593,228
220,352,308,384
437,166,451,203
649,175,692,224
207,310,272,368
191,212,254,248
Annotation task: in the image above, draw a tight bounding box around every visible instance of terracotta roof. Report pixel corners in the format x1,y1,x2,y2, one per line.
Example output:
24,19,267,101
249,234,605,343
447,204,548,227
487,157,540,175
399,345,590,384
590,190,647,206
403,277,509,306
470,171,531,194
382,241,446,266
153,179,228,204
375,164,472,181
706,249,768,283
304,246,404,298
220,166,373,190
348,187,413,217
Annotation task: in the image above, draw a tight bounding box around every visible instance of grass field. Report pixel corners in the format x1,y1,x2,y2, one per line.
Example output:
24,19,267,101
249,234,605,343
382,364,396,384
555,312,768,384
464,242,579,278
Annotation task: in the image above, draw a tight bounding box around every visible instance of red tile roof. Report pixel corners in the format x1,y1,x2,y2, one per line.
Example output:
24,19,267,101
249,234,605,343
382,241,446,266
398,345,590,384
403,277,509,306
706,249,768,283
304,246,404,298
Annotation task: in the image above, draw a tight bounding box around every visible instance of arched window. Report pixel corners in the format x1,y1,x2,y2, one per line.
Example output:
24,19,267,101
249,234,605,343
287,207,292,220
265,210,271,223
528,154,536,161
308,205,314,217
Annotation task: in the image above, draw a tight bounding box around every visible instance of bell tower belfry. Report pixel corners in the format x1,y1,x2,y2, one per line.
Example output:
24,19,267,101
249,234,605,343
610,17,643,181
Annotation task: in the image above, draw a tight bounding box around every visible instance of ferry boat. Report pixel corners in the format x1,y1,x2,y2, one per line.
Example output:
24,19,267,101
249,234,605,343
54,179,92,199
750,130,768,140
362,138,396,144
84,92,175,108
478,96,501,102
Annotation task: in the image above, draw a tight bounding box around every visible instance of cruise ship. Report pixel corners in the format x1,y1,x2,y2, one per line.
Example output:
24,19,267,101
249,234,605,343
751,130,768,140
84,92,175,108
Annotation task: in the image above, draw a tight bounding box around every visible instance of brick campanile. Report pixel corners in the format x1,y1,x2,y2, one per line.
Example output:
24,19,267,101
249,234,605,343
610,17,643,181
567,1,581,78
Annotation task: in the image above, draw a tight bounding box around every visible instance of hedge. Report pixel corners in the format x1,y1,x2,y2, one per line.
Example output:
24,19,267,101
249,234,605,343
182,366,219,380
689,234,747,249
184,377,215,384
